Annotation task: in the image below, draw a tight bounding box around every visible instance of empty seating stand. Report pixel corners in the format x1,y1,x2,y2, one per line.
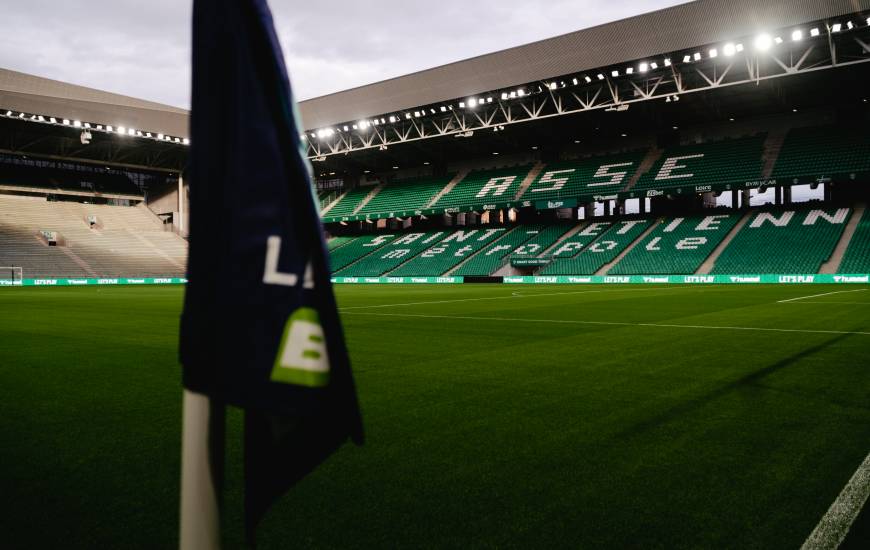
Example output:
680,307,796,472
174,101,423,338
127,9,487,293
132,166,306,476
328,233,398,272
356,175,453,217
836,208,870,273
336,230,450,276
540,219,650,275
520,151,647,201
711,206,850,273
390,226,510,276
432,166,532,209
453,225,544,276
611,213,739,274
772,125,870,181
634,135,765,191
323,186,375,218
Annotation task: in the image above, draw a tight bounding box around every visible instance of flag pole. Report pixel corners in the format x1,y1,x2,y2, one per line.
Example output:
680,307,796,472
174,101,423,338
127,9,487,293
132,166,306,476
180,390,224,550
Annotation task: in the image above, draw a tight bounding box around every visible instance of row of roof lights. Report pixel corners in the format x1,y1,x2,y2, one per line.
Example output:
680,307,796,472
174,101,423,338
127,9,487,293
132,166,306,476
306,18,868,142
1,109,189,145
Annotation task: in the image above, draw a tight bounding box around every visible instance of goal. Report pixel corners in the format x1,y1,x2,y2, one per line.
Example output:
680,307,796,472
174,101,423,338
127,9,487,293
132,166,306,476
0,267,23,285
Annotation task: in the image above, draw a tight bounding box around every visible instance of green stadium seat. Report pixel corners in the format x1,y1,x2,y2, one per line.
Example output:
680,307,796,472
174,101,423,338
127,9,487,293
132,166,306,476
336,230,451,276
355,175,454,217
432,165,532,209
453,225,545,276
520,151,647,201
634,135,765,191
540,219,650,275
772,126,870,180
711,206,850,274
837,208,870,273
324,186,377,218
328,233,398,272
389,226,510,276
611,213,739,274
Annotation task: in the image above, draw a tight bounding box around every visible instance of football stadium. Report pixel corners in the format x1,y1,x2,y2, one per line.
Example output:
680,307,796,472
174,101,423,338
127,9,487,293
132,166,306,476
1,0,870,548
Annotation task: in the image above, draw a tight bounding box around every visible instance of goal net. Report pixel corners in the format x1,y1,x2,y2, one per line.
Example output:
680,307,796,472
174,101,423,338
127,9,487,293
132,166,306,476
0,267,23,285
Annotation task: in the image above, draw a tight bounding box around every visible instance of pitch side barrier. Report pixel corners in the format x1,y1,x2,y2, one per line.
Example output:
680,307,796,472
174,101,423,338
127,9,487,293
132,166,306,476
0,277,187,287
328,274,870,284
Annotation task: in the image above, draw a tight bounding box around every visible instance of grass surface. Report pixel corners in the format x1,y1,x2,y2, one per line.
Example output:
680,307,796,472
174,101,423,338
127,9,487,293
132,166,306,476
1,284,869,549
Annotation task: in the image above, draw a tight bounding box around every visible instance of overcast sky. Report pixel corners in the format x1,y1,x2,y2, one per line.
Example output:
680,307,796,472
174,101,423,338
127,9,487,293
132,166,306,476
1,0,688,109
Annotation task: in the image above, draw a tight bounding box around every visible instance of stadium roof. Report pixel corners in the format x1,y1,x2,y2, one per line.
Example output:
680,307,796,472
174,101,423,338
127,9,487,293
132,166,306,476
0,67,188,137
298,0,870,130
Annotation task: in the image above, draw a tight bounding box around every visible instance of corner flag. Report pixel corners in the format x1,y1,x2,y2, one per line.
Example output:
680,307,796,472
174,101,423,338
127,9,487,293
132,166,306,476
180,0,363,542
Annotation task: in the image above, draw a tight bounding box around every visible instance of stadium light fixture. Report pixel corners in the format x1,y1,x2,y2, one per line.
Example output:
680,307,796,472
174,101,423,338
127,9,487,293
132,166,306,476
136,131,143,136
572,78,578,85
682,54,691,63
693,52,701,61
626,67,634,74
611,70,619,77
430,108,437,114
597,73,605,80
492,152,499,155
50,117,57,123
423,161,430,165
723,43,736,56
774,36,783,44
468,98,477,108
664,58,671,66
458,102,465,108
501,92,509,100
650,61,658,69
128,128,136,136
639,62,649,72
754,33,773,51
831,23,842,32
847,21,854,30
63,119,71,125
174,137,181,143
96,125,103,130
73,120,82,127
792,29,803,41
388,115,396,123
531,146,538,150
549,82,558,90
145,132,151,137
709,48,718,58
486,97,493,104
4,110,10,116
867,17,870,26
517,88,526,97
38,115,45,122
736,43,744,52
810,27,820,37
183,138,190,145
584,75,592,83
440,106,447,112
392,166,398,169
404,113,411,120
343,125,349,131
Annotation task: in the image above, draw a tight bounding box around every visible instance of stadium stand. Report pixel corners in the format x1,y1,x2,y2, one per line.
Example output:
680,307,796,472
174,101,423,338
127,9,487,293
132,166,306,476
610,213,740,274
519,151,647,201
837,208,870,273
540,219,651,275
544,221,614,260
633,135,766,191
336,230,449,276
322,185,376,218
453,225,544,276
711,206,851,273
772,125,870,180
0,160,142,197
326,236,354,250
390,226,509,276
328,233,398,272
510,224,576,259
0,194,186,277
432,165,533,209
356,175,454,216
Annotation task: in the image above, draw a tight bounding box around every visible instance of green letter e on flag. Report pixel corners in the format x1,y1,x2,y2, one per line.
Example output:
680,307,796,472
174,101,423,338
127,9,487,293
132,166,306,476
271,307,330,387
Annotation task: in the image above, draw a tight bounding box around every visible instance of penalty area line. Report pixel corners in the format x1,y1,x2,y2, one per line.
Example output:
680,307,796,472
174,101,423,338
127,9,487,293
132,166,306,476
777,289,867,304
801,450,870,550
340,311,870,336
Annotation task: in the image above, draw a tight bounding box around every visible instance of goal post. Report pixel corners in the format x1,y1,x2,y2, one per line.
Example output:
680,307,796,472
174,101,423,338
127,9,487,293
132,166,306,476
0,267,23,285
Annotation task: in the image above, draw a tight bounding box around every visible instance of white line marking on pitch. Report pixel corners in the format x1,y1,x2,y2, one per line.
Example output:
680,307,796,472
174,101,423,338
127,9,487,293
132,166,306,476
341,311,870,336
801,450,870,550
777,289,867,304
339,287,695,311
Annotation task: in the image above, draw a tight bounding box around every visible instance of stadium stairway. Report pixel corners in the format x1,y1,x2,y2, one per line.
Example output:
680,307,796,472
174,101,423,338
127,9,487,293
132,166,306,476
819,203,865,273
538,219,650,275
512,163,546,200
328,233,399,272
538,222,588,256
320,188,349,215
695,210,752,275
597,220,660,275
839,205,870,273
351,183,386,215
425,169,470,208
335,230,450,277
624,147,663,191
389,226,509,276
452,225,551,276
760,129,788,179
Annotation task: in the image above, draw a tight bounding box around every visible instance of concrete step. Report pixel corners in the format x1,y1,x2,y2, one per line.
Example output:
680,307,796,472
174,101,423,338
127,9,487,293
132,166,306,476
695,210,752,275
595,219,658,275
820,204,866,274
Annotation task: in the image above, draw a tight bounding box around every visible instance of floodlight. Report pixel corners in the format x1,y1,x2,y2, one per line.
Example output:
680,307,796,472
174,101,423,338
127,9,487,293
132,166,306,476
549,82,557,90
626,67,634,74
183,138,190,145
584,75,592,83
486,97,492,103
517,89,525,96
847,21,854,30
468,98,477,107
388,115,396,123
63,119,71,125
792,29,803,41
683,55,691,62
754,33,773,51
73,120,82,127
693,52,701,60
597,73,605,80
440,106,447,112
343,125,349,130
709,48,718,58
50,117,57,123
650,62,658,69
501,92,509,100
736,44,744,52
107,126,114,132
4,110,10,116
723,43,736,56
128,128,136,136
831,23,842,32
572,78,578,85
774,36,783,44
639,62,649,72
664,58,671,66
810,27,820,36
611,70,619,77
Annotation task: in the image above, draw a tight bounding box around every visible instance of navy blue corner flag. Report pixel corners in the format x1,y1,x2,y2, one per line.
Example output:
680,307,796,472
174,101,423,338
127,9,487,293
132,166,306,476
181,0,363,539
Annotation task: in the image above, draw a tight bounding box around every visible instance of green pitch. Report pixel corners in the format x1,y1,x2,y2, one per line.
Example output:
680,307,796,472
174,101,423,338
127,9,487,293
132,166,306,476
1,284,869,548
